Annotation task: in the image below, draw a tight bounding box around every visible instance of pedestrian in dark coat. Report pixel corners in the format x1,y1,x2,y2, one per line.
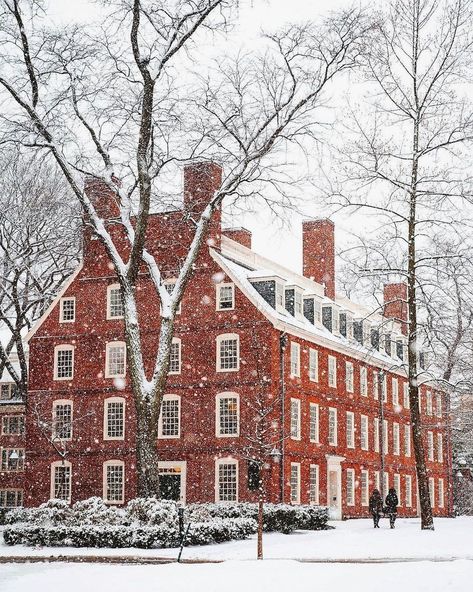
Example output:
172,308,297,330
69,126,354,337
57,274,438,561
369,489,383,528
385,487,399,529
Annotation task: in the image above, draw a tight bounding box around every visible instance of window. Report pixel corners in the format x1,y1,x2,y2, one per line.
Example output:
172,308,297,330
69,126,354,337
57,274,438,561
216,459,238,502
0,489,23,508
290,342,300,377
103,461,124,504
383,472,389,496
346,411,355,448
105,341,126,378
360,415,368,450
328,408,337,446
426,391,433,416
54,345,74,380
438,478,445,508
403,382,410,408
429,477,435,507
436,393,442,417
309,403,319,443
0,383,18,401
159,395,180,438
290,463,301,504
394,474,401,505
437,433,443,463
360,367,367,397
216,393,239,437
169,338,181,374
248,461,260,491
345,362,354,393
393,422,400,456
373,371,379,400
1,415,25,436
427,431,434,461
382,373,387,403
405,475,413,507
374,418,380,452
404,424,411,457
216,334,239,372
51,461,71,502
392,378,399,407
346,469,355,506
294,290,303,317
104,397,125,440
217,283,235,311
290,398,301,440
328,356,337,387
309,465,319,505
60,297,75,323
107,284,124,319
1,448,24,471
53,401,73,440
383,419,389,454
361,470,369,506
164,280,181,314
309,348,318,382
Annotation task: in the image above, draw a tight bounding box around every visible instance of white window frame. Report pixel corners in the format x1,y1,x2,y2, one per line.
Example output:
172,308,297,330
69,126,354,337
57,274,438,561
106,283,124,320
429,477,435,508
392,378,399,407
158,394,181,439
103,460,125,505
437,433,443,463
426,391,433,416
328,355,337,388
361,469,369,506
50,460,72,503
52,399,73,441
1,448,25,472
436,393,442,417
308,348,319,382
405,475,413,507
346,411,355,449
382,373,387,403
104,397,126,441
53,344,75,381
1,415,25,436
393,422,400,456
404,424,411,457
383,419,389,454
216,282,235,311
373,371,379,400
360,414,368,451
374,417,380,453
0,489,23,508
383,472,389,496
345,362,354,393
290,462,301,504
328,407,338,446
427,431,434,461
215,457,238,502
403,382,410,408
346,468,355,506
216,333,240,372
309,403,319,443
168,337,182,375
360,367,368,397
394,474,401,506
59,297,76,323
309,464,320,505
438,478,445,508
105,341,127,378
215,392,239,438
290,342,300,378
290,398,301,440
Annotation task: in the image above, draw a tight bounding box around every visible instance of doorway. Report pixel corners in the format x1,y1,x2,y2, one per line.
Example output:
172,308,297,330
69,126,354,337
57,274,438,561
326,455,345,520
158,461,187,503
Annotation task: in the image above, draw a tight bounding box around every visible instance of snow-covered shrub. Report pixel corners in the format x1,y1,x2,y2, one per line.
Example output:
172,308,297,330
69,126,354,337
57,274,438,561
126,497,179,526
72,497,126,526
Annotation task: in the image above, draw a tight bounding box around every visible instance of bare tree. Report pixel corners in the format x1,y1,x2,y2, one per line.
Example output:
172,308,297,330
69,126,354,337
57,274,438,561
0,0,369,495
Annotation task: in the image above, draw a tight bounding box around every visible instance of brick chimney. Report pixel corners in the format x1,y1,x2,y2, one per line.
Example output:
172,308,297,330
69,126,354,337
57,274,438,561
184,161,222,217
84,176,120,221
222,227,252,249
383,282,408,335
302,218,335,300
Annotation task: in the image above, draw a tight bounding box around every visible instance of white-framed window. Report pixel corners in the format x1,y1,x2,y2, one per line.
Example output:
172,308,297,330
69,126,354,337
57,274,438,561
360,415,368,451
429,477,435,507
360,367,368,397
383,472,389,496
103,460,124,504
309,403,319,443
393,422,400,456
346,469,355,506
309,348,318,382
374,418,380,453
104,397,125,440
290,342,300,377
373,371,379,400
392,378,399,407
383,419,389,454
216,392,239,437
394,474,401,505
328,407,337,446
403,382,410,408
290,463,301,504
328,355,337,388
51,461,71,502
436,393,442,417
426,391,433,416
0,489,23,508
216,282,235,311
54,344,74,380
1,448,25,471
169,338,181,375
437,433,443,463
107,284,124,319
164,280,182,314
290,398,301,440
294,290,303,317
345,362,354,393
346,411,355,448
404,424,411,457
158,395,180,439
361,470,369,506
1,415,25,436
427,431,434,461
405,475,413,507
59,297,76,323
216,458,238,502
309,464,319,505
216,333,240,372
53,400,73,440
105,341,126,378
382,373,387,403
374,471,380,492
438,478,445,508
0,383,18,401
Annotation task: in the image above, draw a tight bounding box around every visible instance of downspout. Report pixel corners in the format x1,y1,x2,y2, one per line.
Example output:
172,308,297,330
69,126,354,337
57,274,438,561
279,332,287,503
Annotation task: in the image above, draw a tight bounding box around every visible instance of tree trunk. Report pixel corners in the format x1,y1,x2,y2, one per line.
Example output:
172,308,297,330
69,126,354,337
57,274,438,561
257,486,264,560
135,397,161,497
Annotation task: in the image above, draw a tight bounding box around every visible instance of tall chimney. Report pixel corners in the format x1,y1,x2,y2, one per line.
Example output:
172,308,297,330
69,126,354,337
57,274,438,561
184,161,222,217
302,218,335,300
222,227,252,249
383,282,408,335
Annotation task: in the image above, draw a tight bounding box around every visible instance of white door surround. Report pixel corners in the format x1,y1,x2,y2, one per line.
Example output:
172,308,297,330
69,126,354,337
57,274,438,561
326,455,345,520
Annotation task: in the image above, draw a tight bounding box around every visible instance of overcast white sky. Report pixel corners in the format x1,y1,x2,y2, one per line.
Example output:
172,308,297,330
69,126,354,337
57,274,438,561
46,0,370,276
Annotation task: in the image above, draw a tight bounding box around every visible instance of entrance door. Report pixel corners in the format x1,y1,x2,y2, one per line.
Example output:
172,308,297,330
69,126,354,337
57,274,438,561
328,469,340,519
157,461,187,503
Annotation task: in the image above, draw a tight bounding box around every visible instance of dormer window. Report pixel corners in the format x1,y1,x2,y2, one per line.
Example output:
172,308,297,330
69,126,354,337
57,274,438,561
275,282,284,309
353,320,364,344
250,274,286,313
294,290,302,317
339,312,353,339
384,333,392,357
284,285,304,318
303,295,322,325
371,328,380,350
322,304,339,334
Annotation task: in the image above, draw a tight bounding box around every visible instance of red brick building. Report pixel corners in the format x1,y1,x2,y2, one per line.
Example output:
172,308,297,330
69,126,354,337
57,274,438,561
1,162,451,518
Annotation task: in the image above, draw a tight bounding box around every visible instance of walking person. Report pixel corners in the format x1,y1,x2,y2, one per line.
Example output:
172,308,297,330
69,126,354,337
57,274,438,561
385,487,399,529
369,489,383,528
